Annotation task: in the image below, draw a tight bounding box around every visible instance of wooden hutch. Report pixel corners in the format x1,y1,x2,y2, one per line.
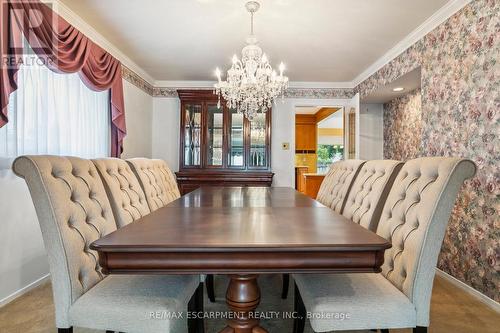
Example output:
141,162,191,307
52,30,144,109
175,90,274,195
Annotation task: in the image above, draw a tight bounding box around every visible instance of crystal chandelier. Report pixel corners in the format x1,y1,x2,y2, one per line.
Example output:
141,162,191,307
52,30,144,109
214,1,289,120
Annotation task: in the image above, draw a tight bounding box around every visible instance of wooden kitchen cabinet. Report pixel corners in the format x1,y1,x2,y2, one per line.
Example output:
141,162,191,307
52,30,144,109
295,114,317,152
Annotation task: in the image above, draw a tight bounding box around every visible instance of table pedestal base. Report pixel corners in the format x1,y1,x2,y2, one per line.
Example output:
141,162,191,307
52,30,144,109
220,275,268,333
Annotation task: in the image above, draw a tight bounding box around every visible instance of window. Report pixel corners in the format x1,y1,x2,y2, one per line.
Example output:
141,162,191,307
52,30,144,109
0,54,110,158
317,144,344,173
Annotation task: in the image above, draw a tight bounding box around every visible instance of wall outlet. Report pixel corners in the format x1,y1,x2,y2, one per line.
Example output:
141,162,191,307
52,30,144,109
282,142,290,150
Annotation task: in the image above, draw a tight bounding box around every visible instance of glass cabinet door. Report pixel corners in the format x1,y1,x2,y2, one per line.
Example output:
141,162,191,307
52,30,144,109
228,109,244,167
249,113,268,168
206,104,224,166
183,104,202,166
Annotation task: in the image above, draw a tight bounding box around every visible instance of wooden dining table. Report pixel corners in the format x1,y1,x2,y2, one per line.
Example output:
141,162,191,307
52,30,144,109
91,187,391,333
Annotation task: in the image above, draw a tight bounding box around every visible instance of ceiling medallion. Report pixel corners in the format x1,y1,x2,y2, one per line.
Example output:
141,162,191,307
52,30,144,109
214,1,289,120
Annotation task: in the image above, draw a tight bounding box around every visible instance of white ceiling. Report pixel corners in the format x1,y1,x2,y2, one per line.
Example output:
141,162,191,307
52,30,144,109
59,0,449,82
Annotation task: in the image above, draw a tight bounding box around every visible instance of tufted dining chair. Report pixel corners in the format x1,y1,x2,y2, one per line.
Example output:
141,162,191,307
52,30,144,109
13,155,203,333
342,160,403,232
293,157,476,333
283,159,366,299
315,159,366,213
126,158,181,211
125,157,217,301
91,158,151,228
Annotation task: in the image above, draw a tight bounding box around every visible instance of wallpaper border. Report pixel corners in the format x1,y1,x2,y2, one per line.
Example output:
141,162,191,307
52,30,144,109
121,66,355,99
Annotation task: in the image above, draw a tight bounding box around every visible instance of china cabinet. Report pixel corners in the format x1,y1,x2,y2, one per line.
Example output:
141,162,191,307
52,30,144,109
176,90,273,194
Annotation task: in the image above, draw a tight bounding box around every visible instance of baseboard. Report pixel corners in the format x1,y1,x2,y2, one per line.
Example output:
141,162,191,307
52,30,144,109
0,274,50,308
435,268,500,313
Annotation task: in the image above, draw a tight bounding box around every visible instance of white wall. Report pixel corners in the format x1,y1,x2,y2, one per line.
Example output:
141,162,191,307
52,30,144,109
318,136,343,145
121,79,153,159
359,103,384,160
151,98,180,171
0,160,49,306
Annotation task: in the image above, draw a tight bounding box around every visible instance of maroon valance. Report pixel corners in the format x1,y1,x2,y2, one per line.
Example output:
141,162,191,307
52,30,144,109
0,0,126,157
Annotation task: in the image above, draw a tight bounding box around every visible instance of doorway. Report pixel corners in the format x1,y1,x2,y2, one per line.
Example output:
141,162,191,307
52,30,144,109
294,106,344,174
293,106,344,197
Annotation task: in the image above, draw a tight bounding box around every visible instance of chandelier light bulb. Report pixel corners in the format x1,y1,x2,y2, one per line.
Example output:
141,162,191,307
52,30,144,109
279,62,285,76
262,54,268,63
232,55,238,64
215,68,221,81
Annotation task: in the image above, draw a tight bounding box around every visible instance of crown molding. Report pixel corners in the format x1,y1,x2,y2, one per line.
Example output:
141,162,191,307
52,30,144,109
153,80,355,89
44,0,471,98
46,0,155,85
351,0,472,87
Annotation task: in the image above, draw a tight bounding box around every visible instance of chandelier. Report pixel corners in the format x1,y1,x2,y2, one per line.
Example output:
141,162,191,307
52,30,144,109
214,1,289,120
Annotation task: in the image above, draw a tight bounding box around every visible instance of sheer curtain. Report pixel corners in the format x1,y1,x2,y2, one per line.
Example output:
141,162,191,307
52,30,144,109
0,56,110,158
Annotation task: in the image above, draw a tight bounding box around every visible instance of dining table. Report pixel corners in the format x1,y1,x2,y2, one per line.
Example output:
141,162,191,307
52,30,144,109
91,187,391,333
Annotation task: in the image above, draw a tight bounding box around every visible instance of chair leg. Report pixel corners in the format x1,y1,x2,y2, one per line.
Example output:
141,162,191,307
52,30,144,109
206,274,215,303
188,283,205,333
281,273,290,299
57,329,73,333
195,282,205,333
413,327,427,333
293,283,306,333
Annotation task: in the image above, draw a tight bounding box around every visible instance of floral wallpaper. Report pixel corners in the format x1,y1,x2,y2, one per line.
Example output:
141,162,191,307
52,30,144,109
358,0,499,301
383,89,422,161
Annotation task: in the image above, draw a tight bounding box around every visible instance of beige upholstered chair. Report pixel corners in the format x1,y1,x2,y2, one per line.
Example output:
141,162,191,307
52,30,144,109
283,159,366,299
13,155,203,333
125,158,217,303
293,157,476,333
92,158,151,228
342,160,403,231
126,158,180,211
316,159,366,213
